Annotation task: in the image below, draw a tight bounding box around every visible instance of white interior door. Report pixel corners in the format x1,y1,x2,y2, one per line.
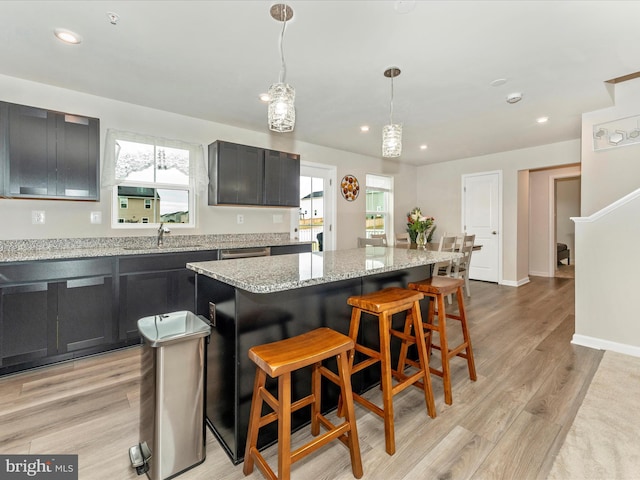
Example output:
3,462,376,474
295,162,336,251
463,171,501,282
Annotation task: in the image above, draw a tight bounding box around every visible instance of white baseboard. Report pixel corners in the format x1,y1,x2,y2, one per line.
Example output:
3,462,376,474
572,334,640,358
529,270,552,277
500,277,530,287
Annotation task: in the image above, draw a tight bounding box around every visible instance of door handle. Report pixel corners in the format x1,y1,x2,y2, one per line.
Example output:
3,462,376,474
492,231,497,235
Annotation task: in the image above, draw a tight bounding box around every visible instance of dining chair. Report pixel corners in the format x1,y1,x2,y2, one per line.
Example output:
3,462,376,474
357,237,385,247
450,234,475,298
432,235,457,277
395,232,410,246
371,233,388,246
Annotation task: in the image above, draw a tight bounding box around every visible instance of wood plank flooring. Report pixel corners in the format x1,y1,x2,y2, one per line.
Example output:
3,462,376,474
0,275,603,479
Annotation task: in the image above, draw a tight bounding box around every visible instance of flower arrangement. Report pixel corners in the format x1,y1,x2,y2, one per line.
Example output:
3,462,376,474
406,207,435,244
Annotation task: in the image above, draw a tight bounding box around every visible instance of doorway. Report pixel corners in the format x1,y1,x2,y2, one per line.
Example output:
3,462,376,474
552,176,580,278
296,162,336,251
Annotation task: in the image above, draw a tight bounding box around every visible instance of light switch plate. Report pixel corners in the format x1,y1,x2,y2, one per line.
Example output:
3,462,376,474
90,211,102,224
32,210,45,224
273,214,283,224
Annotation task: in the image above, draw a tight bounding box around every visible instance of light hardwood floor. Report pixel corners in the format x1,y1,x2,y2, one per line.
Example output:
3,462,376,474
0,275,602,480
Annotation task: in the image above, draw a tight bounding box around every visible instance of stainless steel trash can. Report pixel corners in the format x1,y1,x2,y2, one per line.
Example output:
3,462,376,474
137,311,211,480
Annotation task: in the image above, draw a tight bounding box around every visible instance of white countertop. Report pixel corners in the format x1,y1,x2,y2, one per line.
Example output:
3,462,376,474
187,246,461,294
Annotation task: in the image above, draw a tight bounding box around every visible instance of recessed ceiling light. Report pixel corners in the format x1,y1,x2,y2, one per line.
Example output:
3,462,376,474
259,93,270,102
536,116,549,124
420,144,428,150
54,28,82,44
506,92,523,104
490,78,507,87
360,125,370,132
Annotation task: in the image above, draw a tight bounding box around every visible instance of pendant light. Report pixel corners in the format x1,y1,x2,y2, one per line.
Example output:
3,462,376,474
268,4,295,133
382,67,402,158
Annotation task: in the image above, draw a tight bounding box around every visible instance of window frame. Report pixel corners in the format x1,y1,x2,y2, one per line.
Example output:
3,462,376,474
106,132,199,229
365,174,394,240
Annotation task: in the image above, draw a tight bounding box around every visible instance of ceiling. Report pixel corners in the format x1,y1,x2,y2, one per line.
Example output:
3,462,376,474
1,1,639,165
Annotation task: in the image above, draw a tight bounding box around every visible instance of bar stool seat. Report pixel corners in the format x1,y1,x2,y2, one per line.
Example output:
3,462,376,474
345,287,436,456
243,327,363,480
405,276,477,406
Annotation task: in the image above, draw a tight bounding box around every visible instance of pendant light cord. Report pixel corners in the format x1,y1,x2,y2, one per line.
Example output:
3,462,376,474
389,74,395,125
278,7,288,84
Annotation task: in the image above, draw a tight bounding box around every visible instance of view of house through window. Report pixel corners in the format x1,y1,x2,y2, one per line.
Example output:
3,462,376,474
110,135,196,227
365,174,393,239
299,175,324,251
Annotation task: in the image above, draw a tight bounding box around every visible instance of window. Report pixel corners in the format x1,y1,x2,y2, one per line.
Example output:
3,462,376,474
365,174,393,239
103,129,206,229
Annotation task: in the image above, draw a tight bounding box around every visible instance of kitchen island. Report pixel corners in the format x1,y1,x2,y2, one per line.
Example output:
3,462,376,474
187,246,460,464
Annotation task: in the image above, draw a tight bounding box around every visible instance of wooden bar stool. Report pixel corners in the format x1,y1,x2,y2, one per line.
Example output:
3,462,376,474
345,287,436,456
404,276,477,406
243,328,363,480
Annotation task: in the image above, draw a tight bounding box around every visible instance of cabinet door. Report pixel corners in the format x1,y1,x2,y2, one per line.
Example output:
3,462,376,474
119,272,172,341
209,141,264,205
264,149,300,206
7,103,56,197
58,276,113,353
0,283,52,367
2,102,99,200
56,113,100,200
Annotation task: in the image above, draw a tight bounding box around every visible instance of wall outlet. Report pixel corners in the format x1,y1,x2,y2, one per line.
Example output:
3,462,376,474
273,214,283,224
90,211,102,224
32,210,45,224
237,214,244,224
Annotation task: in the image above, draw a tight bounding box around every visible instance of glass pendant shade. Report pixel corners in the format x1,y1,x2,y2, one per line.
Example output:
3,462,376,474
268,82,295,133
382,123,402,157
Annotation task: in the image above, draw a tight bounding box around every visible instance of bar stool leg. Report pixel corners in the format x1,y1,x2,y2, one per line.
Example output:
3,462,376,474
456,286,477,381
435,293,453,405
278,373,292,480
243,369,267,476
379,311,395,455
410,300,437,418
336,351,364,478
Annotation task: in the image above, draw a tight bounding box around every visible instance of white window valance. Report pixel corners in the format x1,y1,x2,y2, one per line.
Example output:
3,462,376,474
101,129,208,192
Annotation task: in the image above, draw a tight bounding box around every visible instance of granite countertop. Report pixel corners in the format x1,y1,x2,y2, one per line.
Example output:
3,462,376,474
187,246,462,294
0,234,310,263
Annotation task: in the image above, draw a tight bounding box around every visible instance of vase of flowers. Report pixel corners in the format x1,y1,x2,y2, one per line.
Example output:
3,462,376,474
407,207,435,247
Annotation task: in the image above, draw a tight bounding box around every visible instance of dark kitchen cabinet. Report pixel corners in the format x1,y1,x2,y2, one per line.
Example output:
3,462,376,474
270,244,312,256
0,258,115,373
208,140,300,207
209,141,264,205
0,101,100,200
118,250,218,341
264,149,300,206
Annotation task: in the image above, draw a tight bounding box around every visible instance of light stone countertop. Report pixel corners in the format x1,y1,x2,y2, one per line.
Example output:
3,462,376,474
187,246,462,294
0,234,309,263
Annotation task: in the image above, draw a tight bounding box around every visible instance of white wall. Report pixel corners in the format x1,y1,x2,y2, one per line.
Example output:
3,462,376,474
575,77,640,355
0,74,418,248
582,78,640,216
415,139,581,285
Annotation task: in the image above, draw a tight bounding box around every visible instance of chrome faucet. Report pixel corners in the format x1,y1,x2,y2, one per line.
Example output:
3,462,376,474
157,222,170,247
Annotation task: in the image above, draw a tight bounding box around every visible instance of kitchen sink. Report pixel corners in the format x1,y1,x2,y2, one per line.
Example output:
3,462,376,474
122,244,204,250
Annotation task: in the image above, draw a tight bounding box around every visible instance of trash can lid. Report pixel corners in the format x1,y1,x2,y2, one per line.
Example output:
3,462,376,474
137,311,211,347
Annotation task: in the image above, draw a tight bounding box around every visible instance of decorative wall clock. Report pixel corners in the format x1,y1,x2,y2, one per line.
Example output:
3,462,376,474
340,174,359,201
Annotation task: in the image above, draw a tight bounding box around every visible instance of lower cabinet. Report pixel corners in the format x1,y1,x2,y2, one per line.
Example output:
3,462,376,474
0,258,114,373
118,250,218,342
